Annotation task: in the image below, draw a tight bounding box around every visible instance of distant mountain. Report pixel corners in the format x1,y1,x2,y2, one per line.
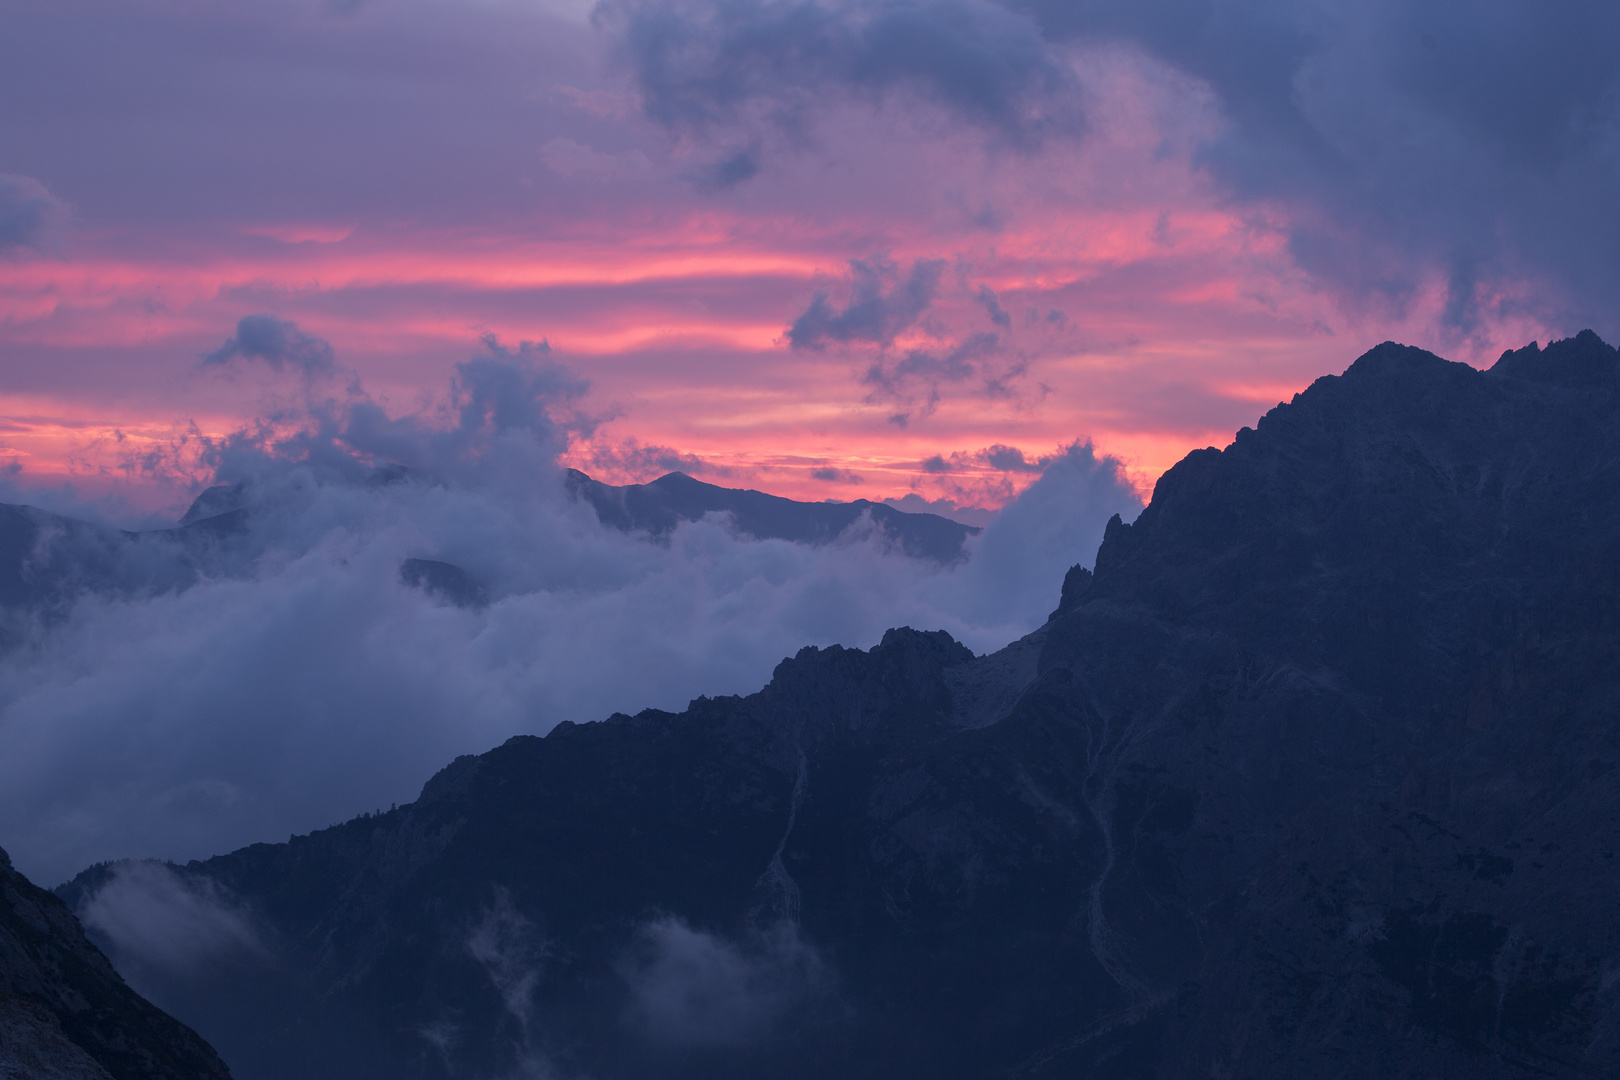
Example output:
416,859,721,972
64,332,1620,1078
565,469,980,562
0,469,409,630
0,845,231,1080
0,466,975,634
0,504,240,645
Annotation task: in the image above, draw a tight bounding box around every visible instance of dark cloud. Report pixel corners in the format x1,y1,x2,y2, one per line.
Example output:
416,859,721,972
788,257,943,348
863,331,1016,420
782,257,1031,425
978,443,1040,472
1015,0,1620,335
917,442,1049,476
882,492,993,526
598,0,1620,335
863,335,984,391
974,283,1012,328
0,173,66,252
202,315,338,377
581,438,729,480
598,0,1079,158
809,466,862,482
691,146,763,189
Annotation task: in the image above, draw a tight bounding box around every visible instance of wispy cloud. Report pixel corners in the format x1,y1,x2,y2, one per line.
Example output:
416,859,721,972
619,916,832,1046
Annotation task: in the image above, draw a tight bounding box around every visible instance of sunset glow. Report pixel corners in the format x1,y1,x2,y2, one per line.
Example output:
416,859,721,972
0,0,1598,519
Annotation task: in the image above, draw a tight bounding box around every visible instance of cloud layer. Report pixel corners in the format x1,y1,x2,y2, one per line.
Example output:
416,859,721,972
0,330,1139,884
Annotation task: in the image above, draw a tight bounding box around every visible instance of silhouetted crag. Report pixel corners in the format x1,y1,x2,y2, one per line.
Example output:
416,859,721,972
68,333,1620,1078
0,846,231,1079
565,468,979,562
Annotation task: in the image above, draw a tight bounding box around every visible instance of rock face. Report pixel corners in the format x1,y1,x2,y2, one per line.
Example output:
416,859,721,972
565,468,980,562
67,333,1620,1078
0,847,231,1080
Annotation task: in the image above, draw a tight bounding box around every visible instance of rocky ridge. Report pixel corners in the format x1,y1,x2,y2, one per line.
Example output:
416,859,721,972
0,846,231,1080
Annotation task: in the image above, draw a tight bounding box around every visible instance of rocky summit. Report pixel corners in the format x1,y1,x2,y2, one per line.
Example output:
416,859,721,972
0,845,232,1080
64,333,1620,1078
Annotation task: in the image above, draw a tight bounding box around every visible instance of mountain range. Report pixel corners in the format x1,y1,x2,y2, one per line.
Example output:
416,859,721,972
0,466,975,632
44,330,1620,1078
563,468,979,562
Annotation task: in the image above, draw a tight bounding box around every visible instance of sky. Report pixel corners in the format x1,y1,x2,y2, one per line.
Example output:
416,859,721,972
2,0,1619,883
3,0,1615,518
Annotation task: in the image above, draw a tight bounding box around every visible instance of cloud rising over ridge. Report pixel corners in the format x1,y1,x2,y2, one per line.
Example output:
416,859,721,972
0,322,1141,885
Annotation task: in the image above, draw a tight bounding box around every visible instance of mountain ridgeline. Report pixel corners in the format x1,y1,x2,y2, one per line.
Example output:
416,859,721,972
564,468,980,562
62,333,1620,1078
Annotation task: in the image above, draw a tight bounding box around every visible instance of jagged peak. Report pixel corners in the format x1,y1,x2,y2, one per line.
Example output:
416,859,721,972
1078,333,1620,615
1490,329,1619,388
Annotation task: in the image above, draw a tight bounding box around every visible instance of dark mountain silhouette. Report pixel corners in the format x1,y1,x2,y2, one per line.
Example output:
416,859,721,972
565,468,980,562
62,332,1620,1078
0,845,231,1079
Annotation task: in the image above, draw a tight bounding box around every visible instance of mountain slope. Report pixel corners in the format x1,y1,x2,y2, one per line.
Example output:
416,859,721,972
67,333,1620,1079
0,846,232,1080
